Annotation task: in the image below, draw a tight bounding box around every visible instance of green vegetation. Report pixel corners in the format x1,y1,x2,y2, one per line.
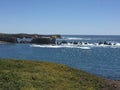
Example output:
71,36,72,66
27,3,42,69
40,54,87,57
0,59,107,90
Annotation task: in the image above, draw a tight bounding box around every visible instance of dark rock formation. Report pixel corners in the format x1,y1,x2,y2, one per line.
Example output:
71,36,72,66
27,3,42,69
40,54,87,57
98,42,103,45
0,33,61,44
30,37,56,44
73,41,78,44
84,42,88,45
61,40,67,44
0,37,18,43
104,41,108,45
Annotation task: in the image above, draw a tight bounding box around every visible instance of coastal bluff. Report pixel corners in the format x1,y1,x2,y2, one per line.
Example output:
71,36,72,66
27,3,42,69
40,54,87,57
0,33,61,44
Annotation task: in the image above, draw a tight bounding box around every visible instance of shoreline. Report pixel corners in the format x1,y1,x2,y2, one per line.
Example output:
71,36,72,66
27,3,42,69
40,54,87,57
0,41,10,44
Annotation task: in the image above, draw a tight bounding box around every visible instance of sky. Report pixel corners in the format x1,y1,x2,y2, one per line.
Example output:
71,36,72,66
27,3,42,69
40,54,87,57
0,0,120,35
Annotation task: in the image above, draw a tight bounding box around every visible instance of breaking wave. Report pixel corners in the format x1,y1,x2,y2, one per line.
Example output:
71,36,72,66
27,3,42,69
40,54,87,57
30,44,91,49
30,42,120,49
60,37,91,40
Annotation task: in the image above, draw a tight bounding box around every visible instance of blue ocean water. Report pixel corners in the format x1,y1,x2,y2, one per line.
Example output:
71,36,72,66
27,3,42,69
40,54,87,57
0,35,120,80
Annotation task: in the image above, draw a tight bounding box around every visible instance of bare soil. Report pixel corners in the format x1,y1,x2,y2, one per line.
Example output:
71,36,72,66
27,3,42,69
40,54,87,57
103,80,120,90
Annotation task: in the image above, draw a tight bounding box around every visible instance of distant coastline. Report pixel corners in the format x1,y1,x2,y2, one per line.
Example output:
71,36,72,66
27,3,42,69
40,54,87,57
0,33,61,44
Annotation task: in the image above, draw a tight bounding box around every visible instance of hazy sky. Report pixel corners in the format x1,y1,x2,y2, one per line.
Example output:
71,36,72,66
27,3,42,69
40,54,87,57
0,0,120,35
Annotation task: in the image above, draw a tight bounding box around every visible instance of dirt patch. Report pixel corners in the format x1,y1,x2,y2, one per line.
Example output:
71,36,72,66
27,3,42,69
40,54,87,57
102,80,120,90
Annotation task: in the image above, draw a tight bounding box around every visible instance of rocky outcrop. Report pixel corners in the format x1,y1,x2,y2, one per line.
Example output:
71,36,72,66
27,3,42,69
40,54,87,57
0,33,61,44
0,37,18,43
30,37,56,44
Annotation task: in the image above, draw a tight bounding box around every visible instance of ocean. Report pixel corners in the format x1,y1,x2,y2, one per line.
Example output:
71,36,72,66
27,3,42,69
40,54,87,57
0,35,120,80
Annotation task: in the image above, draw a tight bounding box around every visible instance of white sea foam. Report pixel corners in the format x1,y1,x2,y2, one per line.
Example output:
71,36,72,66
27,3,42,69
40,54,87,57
61,37,91,40
79,47,91,49
116,43,120,46
30,42,120,49
30,44,62,48
30,44,91,49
